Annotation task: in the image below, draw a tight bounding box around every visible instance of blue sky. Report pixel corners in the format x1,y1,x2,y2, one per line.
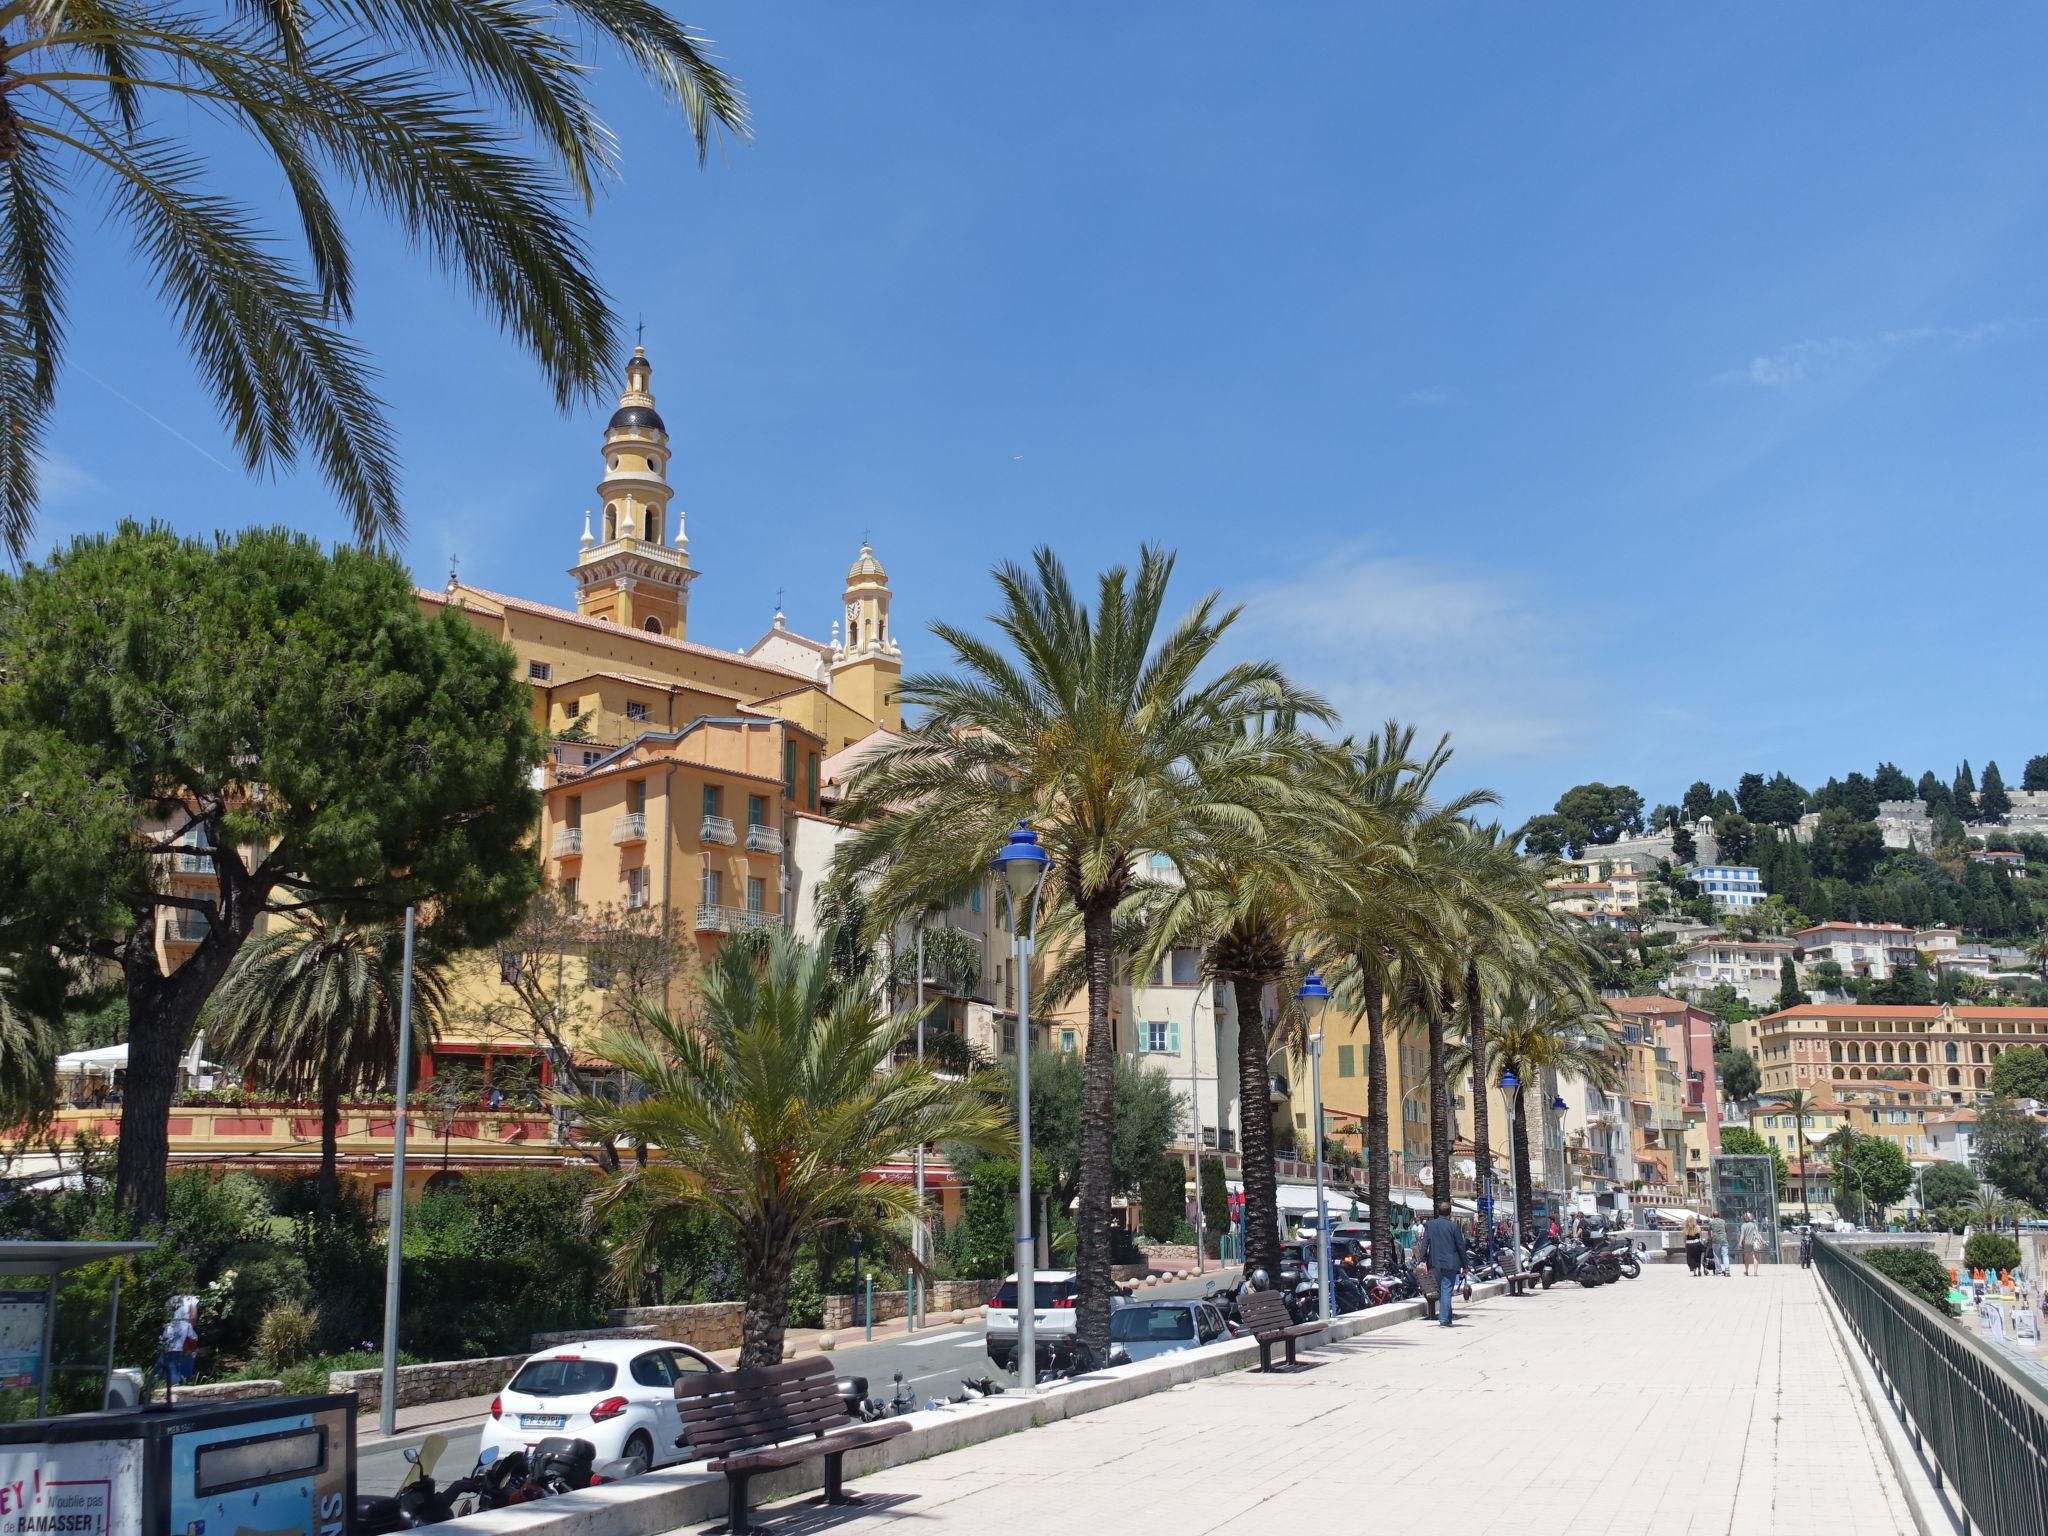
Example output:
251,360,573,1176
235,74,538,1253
31,6,2048,824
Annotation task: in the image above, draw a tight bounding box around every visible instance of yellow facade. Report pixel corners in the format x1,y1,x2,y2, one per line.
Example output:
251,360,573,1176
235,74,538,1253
412,347,901,1060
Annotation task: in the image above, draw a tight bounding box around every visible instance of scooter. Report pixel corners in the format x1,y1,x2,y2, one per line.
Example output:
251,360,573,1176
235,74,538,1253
354,1434,454,1532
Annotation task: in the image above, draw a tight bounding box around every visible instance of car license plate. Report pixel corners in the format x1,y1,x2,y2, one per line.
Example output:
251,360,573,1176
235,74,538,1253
521,1414,566,1430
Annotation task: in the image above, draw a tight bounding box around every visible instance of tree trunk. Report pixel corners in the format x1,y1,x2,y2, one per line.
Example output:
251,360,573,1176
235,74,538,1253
1360,969,1393,1270
1511,1081,1534,1240
1072,898,1118,1367
317,1052,342,1216
1463,962,1492,1197
1231,973,1282,1284
737,1233,797,1369
1427,986,1453,1202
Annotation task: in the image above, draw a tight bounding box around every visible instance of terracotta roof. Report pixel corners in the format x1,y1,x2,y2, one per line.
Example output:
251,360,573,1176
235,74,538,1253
1758,1003,2048,1022
424,583,816,685
1609,996,1688,1014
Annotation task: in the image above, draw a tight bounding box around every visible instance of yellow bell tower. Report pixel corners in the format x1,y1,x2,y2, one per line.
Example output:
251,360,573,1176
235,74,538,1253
829,543,902,730
571,346,696,637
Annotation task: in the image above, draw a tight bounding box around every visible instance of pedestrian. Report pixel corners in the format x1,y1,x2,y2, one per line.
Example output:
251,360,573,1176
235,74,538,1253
1740,1214,1763,1276
1683,1215,1705,1276
157,1295,200,1395
1799,1224,1813,1269
1709,1212,1731,1277
1416,1198,1469,1328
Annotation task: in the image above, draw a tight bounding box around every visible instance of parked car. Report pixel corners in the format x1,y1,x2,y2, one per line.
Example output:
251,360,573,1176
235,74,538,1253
984,1271,1079,1371
1107,1300,1238,1363
480,1339,721,1470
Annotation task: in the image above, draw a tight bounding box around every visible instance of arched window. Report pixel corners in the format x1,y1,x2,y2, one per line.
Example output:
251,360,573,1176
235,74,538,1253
1944,1043,1958,1063
642,616,663,635
423,1170,466,1195
1972,1044,1984,1063
603,504,617,541
1831,1067,1844,1081
644,509,658,541
1974,1069,1986,1089
1880,1043,1894,1063
1917,1068,1930,1084
1947,1068,1961,1086
1848,1067,1863,1080
1915,1043,1927,1063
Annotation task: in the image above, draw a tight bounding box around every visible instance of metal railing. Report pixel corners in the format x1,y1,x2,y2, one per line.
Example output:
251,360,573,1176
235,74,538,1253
612,812,648,844
165,911,212,944
695,904,785,934
173,849,215,875
550,827,583,857
1814,1238,2048,1535
744,822,783,853
700,814,736,844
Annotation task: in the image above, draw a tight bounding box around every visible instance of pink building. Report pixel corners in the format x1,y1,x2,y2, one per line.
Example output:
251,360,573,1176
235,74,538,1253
1611,996,1722,1152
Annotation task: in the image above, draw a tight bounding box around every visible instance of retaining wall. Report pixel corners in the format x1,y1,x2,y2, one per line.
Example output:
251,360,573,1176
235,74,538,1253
602,1301,744,1353
331,1354,528,1413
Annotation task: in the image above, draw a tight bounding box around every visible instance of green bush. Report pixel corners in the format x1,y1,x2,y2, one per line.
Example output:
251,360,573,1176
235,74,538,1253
1964,1232,2024,1276
1138,1155,1186,1243
1109,1227,1143,1266
206,1242,311,1357
1861,1246,1959,1316
1198,1157,1229,1246
257,1304,317,1369
955,1159,1018,1280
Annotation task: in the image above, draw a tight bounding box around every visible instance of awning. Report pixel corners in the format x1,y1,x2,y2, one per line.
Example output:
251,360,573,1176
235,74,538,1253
55,1045,129,1072
0,1240,156,1277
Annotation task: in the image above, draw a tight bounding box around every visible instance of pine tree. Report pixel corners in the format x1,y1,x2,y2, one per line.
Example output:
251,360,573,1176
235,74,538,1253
1954,762,1977,811
1777,955,1807,1010
2023,755,2048,793
1979,761,2013,821
1918,770,1952,815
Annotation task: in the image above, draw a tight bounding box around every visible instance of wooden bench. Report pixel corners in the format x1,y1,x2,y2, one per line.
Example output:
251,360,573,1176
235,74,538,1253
1239,1289,1323,1371
1504,1270,1536,1296
674,1356,911,1534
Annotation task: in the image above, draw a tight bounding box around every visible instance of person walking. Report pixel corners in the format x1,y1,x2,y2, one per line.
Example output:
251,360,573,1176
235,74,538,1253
1740,1214,1763,1276
1416,1198,1469,1327
1709,1212,1731,1277
1682,1215,1705,1276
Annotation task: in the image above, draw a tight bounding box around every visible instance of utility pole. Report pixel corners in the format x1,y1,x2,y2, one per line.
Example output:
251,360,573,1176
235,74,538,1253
378,906,416,1439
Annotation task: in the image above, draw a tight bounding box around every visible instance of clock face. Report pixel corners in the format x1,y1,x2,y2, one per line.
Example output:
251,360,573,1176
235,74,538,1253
846,601,861,626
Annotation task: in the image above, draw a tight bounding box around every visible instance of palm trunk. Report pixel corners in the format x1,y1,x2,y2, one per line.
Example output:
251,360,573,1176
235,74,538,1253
1427,986,1452,1201
1072,898,1118,1367
737,1231,797,1368
1463,962,1492,1196
1360,969,1393,1268
1511,1081,1533,1239
317,1053,342,1216
1231,973,1281,1284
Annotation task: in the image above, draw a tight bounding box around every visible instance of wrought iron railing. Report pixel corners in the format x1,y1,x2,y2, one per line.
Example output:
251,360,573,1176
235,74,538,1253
1813,1237,2048,1536
612,812,648,844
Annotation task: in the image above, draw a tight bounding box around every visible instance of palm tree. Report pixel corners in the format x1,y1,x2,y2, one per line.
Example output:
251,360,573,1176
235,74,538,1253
833,546,1326,1363
1451,965,1617,1238
0,984,55,1128
1124,721,1344,1282
206,913,446,1212
1768,1087,1819,1227
571,932,1011,1367
0,1,748,554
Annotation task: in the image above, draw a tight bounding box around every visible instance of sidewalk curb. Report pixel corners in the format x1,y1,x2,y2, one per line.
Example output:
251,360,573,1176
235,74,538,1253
1812,1271,1963,1536
436,1279,1509,1536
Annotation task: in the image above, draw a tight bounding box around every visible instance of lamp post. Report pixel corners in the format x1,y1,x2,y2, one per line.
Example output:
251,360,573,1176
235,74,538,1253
1550,1093,1567,1227
1498,1068,1521,1270
991,821,1049,1388
1297,973,1332,1320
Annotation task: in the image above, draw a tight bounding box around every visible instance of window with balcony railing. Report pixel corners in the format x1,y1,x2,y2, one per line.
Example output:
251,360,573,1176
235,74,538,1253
700,814,736,844
612,812,647,844
745,822,782,853
550,826,583,857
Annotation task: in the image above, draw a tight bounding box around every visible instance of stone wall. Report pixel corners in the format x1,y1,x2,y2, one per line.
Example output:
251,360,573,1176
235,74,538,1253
331,1354,528,1413
182,1378,284,1403
529,1324,658,1350
604,1301,744,1353
820,1280,988,1330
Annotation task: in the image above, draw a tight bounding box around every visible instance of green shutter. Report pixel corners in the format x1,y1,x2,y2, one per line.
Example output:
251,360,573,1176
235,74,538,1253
806,751,820,810
1338,1044,1355,1078
1169,1022,1181,1055
784,738,796,791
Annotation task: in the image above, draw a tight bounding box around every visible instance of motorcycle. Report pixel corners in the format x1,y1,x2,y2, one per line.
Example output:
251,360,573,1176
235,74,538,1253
355,1434,454,1533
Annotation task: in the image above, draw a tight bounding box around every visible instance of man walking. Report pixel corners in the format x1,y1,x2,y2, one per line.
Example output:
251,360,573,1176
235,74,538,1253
1417,1198,1469,1327
1709,1212,1731,1277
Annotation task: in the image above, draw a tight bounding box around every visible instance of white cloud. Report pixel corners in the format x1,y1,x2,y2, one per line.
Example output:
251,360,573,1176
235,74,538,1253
1405,385,1453,407
35,452,102,505
1719,321,2015,388
1232,546,1595,763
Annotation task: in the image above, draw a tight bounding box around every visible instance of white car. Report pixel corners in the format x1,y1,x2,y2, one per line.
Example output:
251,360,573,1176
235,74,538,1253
480,1338,720,1469
983,1271,1079,1371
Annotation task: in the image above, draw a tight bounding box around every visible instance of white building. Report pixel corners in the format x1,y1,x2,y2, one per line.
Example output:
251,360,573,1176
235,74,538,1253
1793,921,1919,982
1670,936,1795,1009
1693,864,1765,910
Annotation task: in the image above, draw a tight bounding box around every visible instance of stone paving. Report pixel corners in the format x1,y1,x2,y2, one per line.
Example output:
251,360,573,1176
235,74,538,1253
796,1263,1917,1536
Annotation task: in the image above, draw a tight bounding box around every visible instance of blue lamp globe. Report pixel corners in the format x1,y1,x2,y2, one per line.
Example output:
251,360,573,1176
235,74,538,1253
1498,1069,1520,1092
991,819,1049,906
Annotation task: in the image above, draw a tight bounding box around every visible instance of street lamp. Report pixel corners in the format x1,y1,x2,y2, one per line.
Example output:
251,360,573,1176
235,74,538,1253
1498,1069,1520,1268
991,820,1049,1388
1297,972,1332,1320
1550,1093,1567,1223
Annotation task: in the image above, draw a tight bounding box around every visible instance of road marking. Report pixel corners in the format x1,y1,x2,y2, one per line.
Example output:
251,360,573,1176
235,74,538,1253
913,1329,978,1344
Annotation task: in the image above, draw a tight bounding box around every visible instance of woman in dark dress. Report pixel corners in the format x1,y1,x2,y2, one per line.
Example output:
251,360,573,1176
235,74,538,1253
1683,1214,1706,1276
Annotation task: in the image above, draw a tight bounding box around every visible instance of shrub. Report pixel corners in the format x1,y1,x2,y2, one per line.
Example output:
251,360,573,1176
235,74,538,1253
1198,1157,1229,1244
257,1304,317,1369
955,1159,1017,1280
205,1242,311,1357
1110,1227,1143,1267
1138,1155,1186,1242
1964,1232,2024,1276
1861,1246,1959,1316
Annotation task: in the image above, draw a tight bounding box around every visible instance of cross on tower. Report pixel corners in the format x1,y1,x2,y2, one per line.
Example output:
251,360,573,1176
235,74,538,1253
775,586,785,611
635,316,645,347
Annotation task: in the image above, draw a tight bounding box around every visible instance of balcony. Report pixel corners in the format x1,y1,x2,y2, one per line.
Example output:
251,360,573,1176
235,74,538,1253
696,904,785,934
173,850,215,876
165,911,211,944
612,812,647,845
700,815,736,845
744,822,783,854
551,827,584,858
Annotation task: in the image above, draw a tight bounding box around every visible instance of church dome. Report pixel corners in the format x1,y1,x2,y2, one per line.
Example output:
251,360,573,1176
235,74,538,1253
608,404,666,433
847,542,886,581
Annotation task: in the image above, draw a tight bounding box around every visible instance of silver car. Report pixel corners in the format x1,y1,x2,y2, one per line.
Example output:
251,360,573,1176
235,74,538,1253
1106,1300,1237,1363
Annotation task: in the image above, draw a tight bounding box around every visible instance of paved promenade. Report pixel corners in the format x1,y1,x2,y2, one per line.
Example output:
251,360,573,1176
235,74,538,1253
810,1264,1916,1536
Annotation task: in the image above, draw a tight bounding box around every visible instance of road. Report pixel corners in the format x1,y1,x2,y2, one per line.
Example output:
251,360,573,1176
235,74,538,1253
356,1268,1239,1495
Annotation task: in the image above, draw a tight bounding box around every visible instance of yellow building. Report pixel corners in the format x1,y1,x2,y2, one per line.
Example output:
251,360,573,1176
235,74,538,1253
416,346,910,1055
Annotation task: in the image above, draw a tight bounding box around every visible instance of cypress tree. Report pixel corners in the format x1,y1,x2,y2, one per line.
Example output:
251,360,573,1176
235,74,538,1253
1979,761,2013,821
